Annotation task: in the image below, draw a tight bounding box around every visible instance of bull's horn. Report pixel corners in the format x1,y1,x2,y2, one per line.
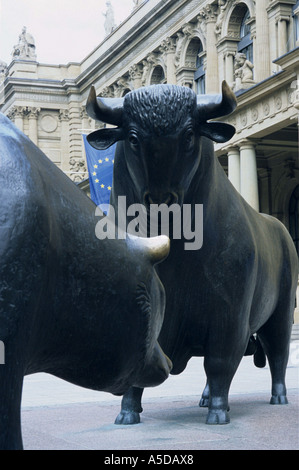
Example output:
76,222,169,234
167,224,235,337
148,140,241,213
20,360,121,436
86,85,124,126
197,80,237,121
128,235,170,265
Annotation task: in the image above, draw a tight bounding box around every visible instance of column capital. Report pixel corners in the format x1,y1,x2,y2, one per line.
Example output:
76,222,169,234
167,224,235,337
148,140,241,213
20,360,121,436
59,109,70,122
27,107,41,119
275,14,290,24
160,37,176,54
222,144,239,154
199,4,218,23
129,63,143,80
237,139,257,150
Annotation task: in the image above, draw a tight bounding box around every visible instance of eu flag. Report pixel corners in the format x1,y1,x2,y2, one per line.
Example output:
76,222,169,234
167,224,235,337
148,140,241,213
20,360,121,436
83,134,115,207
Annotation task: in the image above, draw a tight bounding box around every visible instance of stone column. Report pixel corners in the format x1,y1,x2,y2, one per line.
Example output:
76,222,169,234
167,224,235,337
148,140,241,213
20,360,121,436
160,37,177,84
14,107,25,132
59,109,70,173
277,16,289,57
202,5,219,93
225,51,235,89
255,0,271,82
68,101,82,165
129,64,143,89
239,140,259,211
28,107,40,145
227,146,240,193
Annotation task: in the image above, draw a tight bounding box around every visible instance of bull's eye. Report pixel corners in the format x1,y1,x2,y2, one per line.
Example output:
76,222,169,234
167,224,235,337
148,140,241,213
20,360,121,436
184,129,195,151
128,133,139,150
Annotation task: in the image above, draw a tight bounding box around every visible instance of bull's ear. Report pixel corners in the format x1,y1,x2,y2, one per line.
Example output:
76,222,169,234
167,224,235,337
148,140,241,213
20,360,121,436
87,127,124,150
200,121,235,143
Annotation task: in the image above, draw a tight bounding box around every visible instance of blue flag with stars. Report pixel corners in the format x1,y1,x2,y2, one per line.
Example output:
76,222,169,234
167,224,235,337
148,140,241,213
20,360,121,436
83,134,115,207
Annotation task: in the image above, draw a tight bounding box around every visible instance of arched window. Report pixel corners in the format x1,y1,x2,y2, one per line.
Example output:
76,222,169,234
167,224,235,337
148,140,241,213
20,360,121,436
194,41,205,94
150,65,165,85
289,185,299,256
238,9,253,63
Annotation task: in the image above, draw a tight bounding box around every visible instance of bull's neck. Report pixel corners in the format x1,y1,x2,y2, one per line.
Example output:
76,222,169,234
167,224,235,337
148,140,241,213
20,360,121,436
186,141,219,206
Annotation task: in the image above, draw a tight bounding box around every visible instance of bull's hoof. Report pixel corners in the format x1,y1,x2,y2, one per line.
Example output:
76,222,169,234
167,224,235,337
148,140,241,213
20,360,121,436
206,409,230,425
199,397,209,408
270,395,288,405
114,410,141,425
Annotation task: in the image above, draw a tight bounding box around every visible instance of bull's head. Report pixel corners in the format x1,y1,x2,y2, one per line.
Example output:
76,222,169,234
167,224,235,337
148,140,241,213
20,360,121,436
86,82,237,207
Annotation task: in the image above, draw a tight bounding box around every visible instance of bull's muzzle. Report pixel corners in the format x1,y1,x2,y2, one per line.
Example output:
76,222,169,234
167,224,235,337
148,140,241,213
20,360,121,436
134,343,172,388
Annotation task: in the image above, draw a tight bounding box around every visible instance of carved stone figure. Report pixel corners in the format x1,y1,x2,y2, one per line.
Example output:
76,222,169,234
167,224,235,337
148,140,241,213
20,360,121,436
233,52,255,91
103,0,116,36
69,157,87,182
86,82,298,426
0,112,171,450
12,27,37,61
0,60,7,83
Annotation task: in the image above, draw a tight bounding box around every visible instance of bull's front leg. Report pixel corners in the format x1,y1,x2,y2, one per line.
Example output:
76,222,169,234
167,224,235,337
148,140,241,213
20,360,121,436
115,387,144,425
203,342,246,425
0,353,24,449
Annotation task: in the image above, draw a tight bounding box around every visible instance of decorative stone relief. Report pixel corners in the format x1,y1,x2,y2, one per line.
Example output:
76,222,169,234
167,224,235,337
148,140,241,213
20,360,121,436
199,4,218,23
69,158,88,182
160,37,176,55
141,52,165,86
59,109,69,122
274,94,282,111
129,63,143,88
251,107,258,122
263,101,270,117
215,0,228,38
40,114,57,133
113,77,130,97
99,86,114,98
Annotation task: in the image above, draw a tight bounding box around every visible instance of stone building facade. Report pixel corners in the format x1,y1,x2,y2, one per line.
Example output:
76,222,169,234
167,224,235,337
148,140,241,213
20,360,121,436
0,0,298,319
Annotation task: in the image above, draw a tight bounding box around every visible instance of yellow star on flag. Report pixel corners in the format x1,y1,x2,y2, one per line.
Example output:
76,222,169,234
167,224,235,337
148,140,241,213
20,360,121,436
98,159,103,164
93,171,97,176
101,184,105,188
95,179,99,183
94,164,98,169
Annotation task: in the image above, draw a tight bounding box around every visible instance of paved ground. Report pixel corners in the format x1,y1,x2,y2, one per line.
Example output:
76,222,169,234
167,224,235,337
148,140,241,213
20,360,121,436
20,343,299,451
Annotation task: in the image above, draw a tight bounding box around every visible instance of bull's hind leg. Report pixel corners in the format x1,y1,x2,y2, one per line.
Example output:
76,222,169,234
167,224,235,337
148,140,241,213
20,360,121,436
115,387,144,425
199,381,210,408
257,302,293,406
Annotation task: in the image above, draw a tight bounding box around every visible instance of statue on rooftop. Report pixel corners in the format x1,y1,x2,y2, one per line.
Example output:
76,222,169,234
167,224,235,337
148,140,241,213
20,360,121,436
103,1,116,36
0,60,7,84
12,27,37,61
233,52,255,91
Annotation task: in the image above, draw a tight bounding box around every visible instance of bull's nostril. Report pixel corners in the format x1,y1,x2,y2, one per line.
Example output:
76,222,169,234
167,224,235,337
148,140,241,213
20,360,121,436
164,192,178,206
144,192,153,207
144,192,178,207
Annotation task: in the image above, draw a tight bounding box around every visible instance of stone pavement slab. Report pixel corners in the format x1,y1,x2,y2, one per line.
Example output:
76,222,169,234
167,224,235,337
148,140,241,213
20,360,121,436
20,353,299,451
